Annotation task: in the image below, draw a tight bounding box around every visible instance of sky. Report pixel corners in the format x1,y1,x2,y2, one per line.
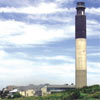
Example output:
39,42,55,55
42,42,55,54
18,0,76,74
0,0,100,89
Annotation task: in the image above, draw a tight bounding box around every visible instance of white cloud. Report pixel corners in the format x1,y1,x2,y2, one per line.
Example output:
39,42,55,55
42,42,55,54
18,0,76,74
86,7,100,15
0,50,8,59
56,0,74,4
35,55,74,62
87,46,100,52
0,20,74,46
88,62,100,69
0,50,75,88
87,61,100,85
87,20,99,25
0,2,74,14
88,53,100,56
87,20,100,36
28,14,73,23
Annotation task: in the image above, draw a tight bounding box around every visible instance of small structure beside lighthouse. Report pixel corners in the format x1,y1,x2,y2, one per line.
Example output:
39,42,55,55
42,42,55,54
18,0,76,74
75,2,87,88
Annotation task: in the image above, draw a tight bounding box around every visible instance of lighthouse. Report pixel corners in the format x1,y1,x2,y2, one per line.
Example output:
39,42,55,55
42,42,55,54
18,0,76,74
75,2,87,88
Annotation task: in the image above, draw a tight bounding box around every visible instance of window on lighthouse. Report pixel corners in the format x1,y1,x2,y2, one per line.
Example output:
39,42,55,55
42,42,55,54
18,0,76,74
77,10,84,15
82,11,84,15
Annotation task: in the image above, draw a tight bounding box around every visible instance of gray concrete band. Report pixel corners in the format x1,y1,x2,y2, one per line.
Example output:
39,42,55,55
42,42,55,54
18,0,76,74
76,70,87,88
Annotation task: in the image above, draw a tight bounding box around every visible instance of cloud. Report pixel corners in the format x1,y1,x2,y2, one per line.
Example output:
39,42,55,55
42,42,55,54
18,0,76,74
88,53,100,56
0,2,74,14
0,50,75,88
27,13,73,24
0,50,8,59
56,0,74,4
0,20,74,47
88,62,100,70
87,20,100,37
86,7,100,15
87,61,100,85
35,55,74,63
87,20,99,25
0,0,30,7
87,46,100,52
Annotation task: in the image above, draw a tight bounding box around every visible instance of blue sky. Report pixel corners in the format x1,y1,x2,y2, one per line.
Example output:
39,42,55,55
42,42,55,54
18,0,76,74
0,0,100,89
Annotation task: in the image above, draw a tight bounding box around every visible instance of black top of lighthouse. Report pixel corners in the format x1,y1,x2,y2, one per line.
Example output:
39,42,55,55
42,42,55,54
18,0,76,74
75,2,86,39
76,2,85,9
76,2,86,15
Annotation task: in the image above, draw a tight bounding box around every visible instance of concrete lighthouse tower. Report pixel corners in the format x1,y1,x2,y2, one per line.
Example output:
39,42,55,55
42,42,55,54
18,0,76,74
75,2,87,88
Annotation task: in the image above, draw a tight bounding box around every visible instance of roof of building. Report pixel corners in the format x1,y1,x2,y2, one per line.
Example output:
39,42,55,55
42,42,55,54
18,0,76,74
47,85,75,88
5,84,75,92
17,84,37,91
17,84,45,91
9,89,18,93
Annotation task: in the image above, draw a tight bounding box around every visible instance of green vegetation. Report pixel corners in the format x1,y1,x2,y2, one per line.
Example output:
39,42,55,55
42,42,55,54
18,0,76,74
7,92,22,99
1,85,100,100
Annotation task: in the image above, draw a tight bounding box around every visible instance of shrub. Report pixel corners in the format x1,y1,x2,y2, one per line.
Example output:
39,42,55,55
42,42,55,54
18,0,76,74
71,90,80,99
13,92,22,98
